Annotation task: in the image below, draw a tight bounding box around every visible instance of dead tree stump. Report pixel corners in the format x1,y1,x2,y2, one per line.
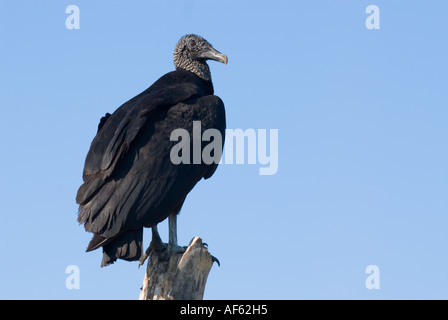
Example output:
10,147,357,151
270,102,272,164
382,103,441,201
139,237,216,300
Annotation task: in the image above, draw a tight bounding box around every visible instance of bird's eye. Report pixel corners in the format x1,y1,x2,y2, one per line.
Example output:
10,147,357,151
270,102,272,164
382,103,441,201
189,40,196,47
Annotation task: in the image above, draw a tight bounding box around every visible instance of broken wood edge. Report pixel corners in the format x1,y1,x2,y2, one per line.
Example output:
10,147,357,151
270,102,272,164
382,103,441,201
139,236,217,300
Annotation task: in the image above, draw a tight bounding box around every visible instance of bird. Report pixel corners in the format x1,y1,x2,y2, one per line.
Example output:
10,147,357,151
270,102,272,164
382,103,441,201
76,34,227,267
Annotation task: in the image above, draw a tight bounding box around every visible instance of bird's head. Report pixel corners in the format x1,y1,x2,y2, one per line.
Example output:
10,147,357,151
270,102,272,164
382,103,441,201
174,34,228,82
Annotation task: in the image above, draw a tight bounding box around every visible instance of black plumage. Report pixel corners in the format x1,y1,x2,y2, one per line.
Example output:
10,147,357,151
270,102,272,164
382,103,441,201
76,35,227,266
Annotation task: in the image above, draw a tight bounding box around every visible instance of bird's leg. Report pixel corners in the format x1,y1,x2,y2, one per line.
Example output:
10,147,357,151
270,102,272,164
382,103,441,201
168,212,186,255
152,225,167,251
168,212,178,247
138,226,166,267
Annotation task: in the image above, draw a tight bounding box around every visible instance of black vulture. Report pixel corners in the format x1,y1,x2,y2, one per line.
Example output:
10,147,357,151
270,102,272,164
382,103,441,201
76,34,227,267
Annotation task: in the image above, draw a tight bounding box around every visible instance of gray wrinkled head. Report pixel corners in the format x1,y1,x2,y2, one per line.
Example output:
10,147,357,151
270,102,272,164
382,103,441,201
173,34,228,81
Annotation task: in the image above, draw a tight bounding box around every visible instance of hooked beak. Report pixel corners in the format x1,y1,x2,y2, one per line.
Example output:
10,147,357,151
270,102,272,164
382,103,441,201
199,47,228,65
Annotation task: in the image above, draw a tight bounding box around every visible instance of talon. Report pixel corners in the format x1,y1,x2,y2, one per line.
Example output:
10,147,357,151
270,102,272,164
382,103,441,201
211,254,220,267
138,254,148,268
138,249,150,268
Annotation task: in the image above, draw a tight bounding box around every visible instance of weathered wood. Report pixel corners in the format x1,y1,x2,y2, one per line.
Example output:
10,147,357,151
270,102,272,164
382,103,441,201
139,237,216,300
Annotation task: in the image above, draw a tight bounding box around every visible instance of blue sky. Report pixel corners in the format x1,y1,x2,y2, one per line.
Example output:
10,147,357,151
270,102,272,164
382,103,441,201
0,0,447,299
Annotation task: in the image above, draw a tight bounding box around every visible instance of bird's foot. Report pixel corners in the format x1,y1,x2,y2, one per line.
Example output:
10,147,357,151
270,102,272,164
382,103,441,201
167,244,187,255
139,239,219,267
138,239,168,268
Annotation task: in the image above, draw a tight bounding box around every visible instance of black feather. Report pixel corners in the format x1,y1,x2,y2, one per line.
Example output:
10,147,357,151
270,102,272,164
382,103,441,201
76,52,226,266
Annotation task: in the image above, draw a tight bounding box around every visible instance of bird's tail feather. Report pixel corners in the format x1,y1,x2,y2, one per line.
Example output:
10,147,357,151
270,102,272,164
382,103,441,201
86,234,110,252
100,229,143,267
